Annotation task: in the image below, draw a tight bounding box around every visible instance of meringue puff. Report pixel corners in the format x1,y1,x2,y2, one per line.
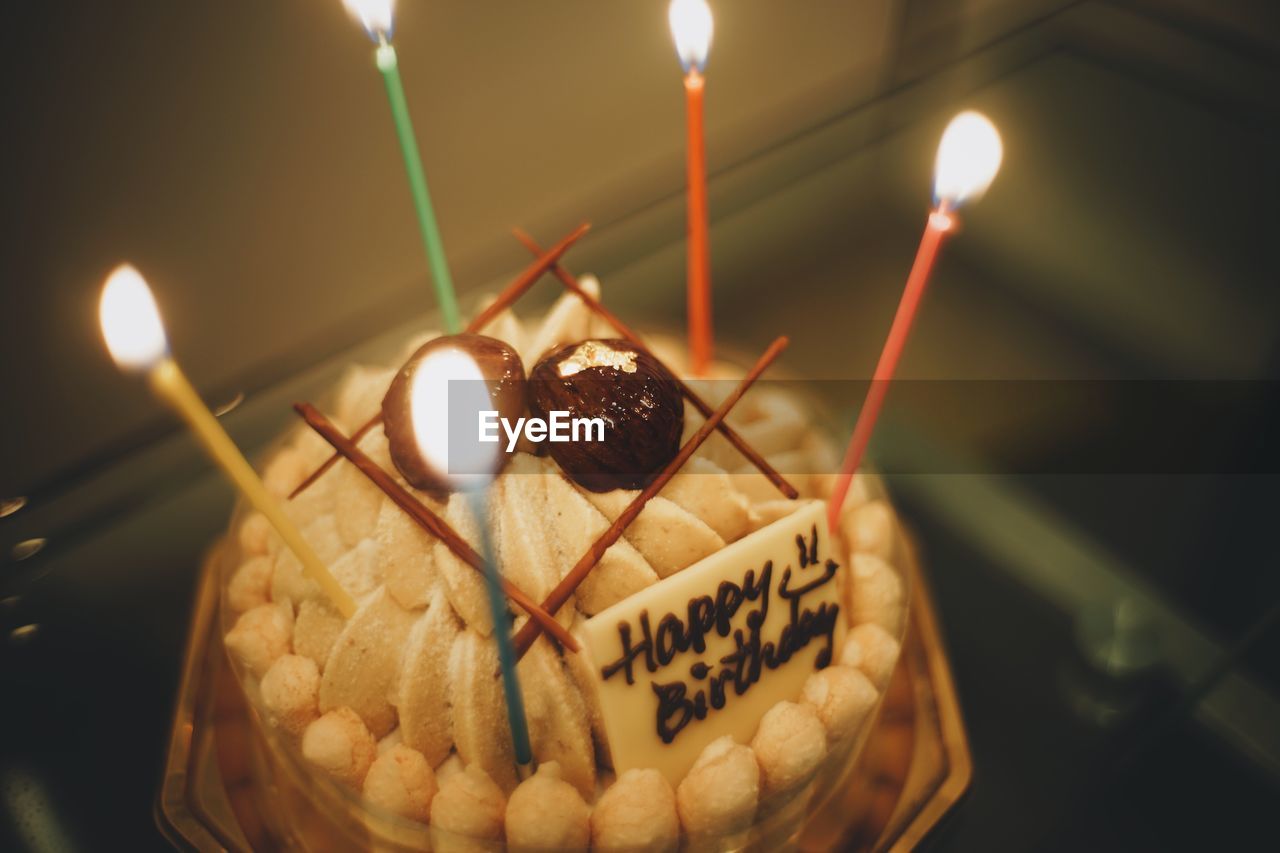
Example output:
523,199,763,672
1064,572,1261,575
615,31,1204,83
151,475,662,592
362,744,437,823
505,762,590,851
430,764,506,851
591,768,680,852
676,736,759,838
302,707,377,789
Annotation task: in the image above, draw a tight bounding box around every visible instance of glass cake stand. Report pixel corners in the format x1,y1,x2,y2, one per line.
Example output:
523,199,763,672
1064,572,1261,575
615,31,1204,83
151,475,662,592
157,522,967,851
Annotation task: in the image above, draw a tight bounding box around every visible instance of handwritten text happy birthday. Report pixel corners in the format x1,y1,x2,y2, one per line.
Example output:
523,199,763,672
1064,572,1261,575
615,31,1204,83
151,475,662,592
600,526,841,744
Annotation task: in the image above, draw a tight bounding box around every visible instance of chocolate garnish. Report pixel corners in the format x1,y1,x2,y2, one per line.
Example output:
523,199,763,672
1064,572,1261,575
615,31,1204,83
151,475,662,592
382,334,525,492
288,416,380,500
289,221,591,500
529,339,683,492
513,228,800,500
466,222,591,334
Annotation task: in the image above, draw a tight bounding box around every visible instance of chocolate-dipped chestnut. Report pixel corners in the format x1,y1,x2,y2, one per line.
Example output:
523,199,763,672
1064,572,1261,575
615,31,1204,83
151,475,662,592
528,339,683,492
382,334,525,492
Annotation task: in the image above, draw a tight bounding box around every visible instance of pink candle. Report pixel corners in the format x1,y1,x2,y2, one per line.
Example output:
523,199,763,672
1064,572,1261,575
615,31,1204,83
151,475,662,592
828,112,1003,532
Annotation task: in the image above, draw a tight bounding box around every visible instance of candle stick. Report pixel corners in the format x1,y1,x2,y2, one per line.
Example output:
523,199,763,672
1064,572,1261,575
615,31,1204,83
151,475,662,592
669,0,715,375
409,343,533,774
827,111,1003,532
344,0,461,334
99,265,357,619
465,489,532,775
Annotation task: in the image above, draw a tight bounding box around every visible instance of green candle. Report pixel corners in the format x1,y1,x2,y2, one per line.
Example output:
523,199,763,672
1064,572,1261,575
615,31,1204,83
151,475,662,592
375,38,462,334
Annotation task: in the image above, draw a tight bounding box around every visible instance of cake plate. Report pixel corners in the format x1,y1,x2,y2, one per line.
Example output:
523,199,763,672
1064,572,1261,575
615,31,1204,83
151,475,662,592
157,537,969,851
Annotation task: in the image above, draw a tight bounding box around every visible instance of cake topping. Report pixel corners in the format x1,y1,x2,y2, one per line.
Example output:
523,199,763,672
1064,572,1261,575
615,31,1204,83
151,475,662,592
529,339,683,492
302,707,378,789
225,601,293,678
361,744,438,823
590,768,680,853
429,764,507,847
800,665,877,743
840,622,901,690
396,590,461,767
848,552,906,636
260,654,321,737
318,588,416,738
556,339,638,377
750,700,828,797
519,231,802,500
504,762,591,850
227,555,273,613
381,333,526,492
675,735,760,837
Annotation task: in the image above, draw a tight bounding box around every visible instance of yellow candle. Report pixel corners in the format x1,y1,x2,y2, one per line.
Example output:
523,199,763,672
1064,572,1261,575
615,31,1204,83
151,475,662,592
99,265,356,619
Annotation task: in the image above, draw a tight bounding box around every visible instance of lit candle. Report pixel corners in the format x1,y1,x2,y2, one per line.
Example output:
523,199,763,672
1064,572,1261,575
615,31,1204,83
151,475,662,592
669,0,714,375
343,0,461,334
408,344,533,776
99,265,357,619
827,112,1003,531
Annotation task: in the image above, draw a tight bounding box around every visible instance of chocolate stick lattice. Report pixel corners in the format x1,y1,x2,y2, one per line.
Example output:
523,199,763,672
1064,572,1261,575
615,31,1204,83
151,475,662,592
513,336,790,658
289,222,592,500
293,403,580,652
468,221,591,332
513,228,798,500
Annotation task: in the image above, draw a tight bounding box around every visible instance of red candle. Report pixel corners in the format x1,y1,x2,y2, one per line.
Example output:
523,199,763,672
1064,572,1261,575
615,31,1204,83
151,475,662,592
670,0,715,375
828,112,1003,532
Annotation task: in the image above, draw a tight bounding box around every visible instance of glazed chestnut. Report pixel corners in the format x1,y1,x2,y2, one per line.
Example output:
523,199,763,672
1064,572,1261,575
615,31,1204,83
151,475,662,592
382,334,525,492
528,339,683,492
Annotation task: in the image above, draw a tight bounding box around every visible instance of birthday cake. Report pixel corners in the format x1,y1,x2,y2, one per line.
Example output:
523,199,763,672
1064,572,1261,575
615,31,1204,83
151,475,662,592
220,274,907,850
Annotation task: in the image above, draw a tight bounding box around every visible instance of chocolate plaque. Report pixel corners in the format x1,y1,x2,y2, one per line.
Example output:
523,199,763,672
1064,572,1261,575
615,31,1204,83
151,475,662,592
575,500,846,785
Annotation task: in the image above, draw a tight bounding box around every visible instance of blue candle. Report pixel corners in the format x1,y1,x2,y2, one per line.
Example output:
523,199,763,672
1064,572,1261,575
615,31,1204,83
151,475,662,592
409,343,534,774
465,489,534,771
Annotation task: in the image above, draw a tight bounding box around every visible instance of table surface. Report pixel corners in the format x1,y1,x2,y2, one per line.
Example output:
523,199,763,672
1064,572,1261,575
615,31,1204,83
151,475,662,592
3,2,1279,850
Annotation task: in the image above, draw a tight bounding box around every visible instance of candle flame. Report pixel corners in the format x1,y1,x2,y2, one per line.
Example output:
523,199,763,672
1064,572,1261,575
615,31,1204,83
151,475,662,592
669,0,713,72
410,346,499,491
100,264,168,370
933,111,1003,206
343,0,395,41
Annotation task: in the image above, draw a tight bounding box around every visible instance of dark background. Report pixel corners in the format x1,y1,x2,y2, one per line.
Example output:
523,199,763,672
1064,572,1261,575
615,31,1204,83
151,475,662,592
3,1,1280,850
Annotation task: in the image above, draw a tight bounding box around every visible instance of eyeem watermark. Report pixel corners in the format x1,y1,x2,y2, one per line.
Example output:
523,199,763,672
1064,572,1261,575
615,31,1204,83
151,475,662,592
479,411,606,452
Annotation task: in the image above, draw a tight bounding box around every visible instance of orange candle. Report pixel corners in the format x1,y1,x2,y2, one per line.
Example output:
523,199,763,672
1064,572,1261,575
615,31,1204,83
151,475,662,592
828,112,1004,532
684,69,712,375
669,0,715,375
